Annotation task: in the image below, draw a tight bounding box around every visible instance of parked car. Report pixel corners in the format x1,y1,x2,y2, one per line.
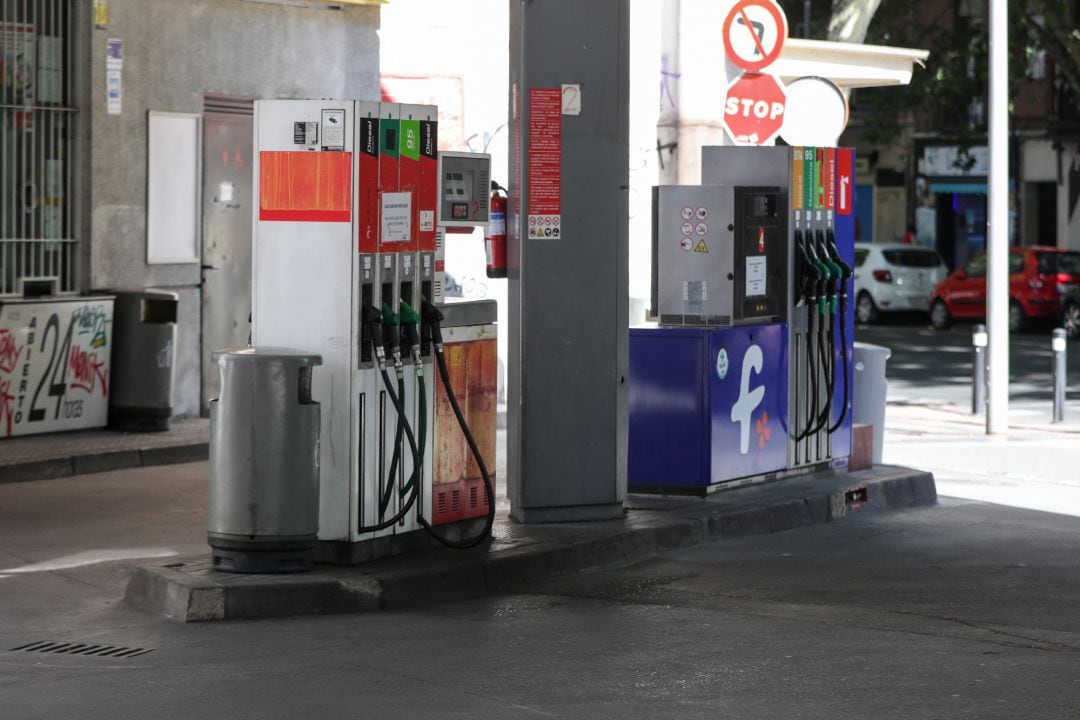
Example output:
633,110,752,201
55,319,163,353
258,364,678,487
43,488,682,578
928,246,1080,332
1062,285,1080,340
852,243,947,323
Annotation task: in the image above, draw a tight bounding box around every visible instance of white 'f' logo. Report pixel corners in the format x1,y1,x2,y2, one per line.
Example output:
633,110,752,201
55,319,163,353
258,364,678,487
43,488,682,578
730,345,765,455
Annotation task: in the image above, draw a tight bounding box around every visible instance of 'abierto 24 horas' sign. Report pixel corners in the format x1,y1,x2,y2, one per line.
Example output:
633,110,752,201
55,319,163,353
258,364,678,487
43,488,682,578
0,298,114,438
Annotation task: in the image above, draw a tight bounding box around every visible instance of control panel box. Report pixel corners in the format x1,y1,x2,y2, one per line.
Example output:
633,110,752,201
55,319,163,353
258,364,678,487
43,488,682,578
437,152,491,227
651,185,735,326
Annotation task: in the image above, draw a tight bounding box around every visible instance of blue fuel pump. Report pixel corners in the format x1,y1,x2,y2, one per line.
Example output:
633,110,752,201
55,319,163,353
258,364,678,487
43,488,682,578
629,146,855,493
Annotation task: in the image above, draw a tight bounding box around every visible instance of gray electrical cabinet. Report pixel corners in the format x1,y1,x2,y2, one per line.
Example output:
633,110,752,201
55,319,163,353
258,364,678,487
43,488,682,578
651,184,785,327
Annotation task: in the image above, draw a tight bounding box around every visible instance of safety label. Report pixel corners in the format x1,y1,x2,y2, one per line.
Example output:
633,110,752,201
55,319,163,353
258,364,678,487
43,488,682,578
527,214,561,239
694,239,709,253
294,121,317,146
528,88,562,235
321,109,345,151
680,237,693,251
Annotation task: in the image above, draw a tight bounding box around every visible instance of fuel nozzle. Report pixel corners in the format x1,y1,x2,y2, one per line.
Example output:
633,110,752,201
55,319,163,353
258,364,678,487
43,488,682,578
816,230,842,314
381,302,402,372
421,298,445,350
363,303,387,367
399,300,422,366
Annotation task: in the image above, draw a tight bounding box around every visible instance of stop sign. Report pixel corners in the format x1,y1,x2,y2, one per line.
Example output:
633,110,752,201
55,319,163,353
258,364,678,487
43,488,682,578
722,73,787,146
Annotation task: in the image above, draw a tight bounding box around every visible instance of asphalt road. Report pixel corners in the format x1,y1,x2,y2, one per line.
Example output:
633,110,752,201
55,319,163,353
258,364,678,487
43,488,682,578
854,312,1080,409
2,498,1079,719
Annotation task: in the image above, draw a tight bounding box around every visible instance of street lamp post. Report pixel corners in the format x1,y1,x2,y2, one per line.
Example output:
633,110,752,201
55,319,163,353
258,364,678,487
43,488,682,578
986,0,1009,435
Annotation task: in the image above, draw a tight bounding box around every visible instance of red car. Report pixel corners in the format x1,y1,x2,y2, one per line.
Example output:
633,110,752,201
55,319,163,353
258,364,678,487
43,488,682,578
929,246,1080,332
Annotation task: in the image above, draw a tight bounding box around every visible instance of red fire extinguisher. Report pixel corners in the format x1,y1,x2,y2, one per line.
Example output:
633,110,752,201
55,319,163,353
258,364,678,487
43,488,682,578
485,182,507,279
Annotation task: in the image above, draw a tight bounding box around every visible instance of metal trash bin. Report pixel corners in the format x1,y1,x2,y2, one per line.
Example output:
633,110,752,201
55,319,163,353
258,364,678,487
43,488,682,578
108,289,178,431
208,347,322,573
852,342,892,465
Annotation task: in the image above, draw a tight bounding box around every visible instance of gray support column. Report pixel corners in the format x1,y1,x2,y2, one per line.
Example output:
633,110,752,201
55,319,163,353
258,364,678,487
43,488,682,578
507,0,629,523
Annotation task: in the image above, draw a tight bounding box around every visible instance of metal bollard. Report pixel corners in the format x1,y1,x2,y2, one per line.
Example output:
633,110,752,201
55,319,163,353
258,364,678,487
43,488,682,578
1052,328,1066,423
972,324,987,415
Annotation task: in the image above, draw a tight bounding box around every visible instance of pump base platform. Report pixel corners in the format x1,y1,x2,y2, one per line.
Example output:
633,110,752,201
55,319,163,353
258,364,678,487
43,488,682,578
126,464,936,622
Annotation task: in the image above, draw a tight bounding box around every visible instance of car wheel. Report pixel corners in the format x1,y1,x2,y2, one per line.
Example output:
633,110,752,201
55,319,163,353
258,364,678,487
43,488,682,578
1063,300,1080,340
1008,300,1027,333
855,291,878,324
930,299,951,330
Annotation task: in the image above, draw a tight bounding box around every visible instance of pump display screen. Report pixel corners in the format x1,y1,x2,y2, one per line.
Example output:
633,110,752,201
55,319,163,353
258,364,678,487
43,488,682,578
443,170,473,202
746,193,777,219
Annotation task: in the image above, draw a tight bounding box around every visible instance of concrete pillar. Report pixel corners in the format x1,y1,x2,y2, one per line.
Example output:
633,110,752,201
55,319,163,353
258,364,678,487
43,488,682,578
507,0,629,522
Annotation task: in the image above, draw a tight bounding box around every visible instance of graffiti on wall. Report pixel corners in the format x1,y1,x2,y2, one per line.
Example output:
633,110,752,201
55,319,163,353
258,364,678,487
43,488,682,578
0,299,113,438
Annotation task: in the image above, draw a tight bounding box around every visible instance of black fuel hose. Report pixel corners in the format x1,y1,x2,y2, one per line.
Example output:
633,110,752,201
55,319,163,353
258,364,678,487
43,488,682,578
414,300,495,550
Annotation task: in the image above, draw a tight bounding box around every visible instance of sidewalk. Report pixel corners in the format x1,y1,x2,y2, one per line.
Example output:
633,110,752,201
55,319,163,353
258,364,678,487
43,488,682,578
0,418,209,484
883,396,1080,517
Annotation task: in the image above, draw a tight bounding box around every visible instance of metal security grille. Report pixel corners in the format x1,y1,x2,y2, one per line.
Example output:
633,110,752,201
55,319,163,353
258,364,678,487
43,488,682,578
0,0,76,297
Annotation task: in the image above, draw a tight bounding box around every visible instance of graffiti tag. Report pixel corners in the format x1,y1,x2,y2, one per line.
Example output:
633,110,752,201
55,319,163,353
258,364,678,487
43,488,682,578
72,305,110,349
0,328,23,374
69,346,109,397
0,377,13,436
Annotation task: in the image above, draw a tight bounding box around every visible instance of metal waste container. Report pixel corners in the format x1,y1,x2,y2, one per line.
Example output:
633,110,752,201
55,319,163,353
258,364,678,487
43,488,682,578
108,290,178,431
852,342,892,465
208,347,322,573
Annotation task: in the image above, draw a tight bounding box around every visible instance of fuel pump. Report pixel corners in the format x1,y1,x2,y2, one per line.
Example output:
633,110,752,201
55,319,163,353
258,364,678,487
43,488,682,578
628,145,856,494
252,100,496,563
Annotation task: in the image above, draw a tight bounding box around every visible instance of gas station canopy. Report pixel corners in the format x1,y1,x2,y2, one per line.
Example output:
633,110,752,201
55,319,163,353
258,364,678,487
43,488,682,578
771,39,929,89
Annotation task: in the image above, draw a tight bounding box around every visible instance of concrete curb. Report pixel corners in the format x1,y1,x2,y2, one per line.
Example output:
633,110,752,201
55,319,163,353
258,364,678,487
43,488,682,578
125,466,936,622
0,443,209,484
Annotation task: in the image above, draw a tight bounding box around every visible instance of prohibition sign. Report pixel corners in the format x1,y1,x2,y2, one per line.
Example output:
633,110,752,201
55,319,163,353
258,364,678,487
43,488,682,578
722,0,789,73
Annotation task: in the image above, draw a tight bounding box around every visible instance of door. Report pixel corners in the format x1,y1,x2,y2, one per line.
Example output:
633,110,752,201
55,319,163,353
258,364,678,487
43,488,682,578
201,95,254,413
946,254,987,319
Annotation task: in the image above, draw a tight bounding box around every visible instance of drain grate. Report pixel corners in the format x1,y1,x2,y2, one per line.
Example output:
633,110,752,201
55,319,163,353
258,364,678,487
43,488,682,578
9,642,154,658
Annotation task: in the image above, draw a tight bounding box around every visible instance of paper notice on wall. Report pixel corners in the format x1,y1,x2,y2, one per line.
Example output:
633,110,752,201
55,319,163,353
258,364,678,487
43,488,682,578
381,191,412,243
106,68,121,115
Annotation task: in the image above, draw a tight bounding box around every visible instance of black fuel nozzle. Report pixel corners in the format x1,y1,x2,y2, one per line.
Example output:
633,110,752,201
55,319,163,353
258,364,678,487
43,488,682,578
363,303,387,367
399,299,422,365
827,230,852,281
421,298,445,350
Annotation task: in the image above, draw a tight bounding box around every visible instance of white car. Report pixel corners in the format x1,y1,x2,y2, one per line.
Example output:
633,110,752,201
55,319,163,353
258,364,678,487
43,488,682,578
853,243,947,323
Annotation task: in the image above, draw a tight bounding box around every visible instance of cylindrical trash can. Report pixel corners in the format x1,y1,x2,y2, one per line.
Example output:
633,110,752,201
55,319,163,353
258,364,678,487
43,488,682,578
852,342,892,465
108,290,178,431
208,347,322,573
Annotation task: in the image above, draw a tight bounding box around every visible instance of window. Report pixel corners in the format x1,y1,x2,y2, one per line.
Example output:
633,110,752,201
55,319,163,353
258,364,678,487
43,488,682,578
964,255,987,278
882,249,943,268
1009,252,1026,274
1037,252,1080,275
854,248,869,267
0,0,77,297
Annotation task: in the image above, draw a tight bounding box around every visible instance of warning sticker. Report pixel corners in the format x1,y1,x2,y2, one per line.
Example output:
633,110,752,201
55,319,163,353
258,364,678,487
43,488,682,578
528,214,561,239
419,210,434,232
321,109,345,151
528,88,562,231
294,121,317,146
694,239,709,253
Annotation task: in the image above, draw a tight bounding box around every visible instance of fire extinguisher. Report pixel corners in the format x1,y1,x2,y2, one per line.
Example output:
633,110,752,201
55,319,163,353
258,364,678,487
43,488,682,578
485,181,508,279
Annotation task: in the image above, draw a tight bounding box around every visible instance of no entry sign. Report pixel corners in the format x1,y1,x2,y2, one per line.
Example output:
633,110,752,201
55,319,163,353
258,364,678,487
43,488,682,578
722,0,789,73
722,72,787,146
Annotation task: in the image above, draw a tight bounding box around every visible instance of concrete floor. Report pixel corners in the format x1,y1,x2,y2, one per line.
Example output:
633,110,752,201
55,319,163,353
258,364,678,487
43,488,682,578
2,476,1079,718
